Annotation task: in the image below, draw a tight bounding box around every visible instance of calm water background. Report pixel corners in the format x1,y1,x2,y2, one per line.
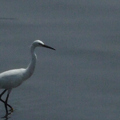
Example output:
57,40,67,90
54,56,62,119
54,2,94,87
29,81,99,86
0,0,120,120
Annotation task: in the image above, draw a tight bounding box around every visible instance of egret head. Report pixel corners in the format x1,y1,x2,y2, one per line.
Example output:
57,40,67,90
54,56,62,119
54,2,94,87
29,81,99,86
32,40,55,50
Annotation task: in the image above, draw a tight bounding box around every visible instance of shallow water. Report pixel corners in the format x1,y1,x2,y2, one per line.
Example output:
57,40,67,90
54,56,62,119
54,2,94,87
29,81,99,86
0,0,120,120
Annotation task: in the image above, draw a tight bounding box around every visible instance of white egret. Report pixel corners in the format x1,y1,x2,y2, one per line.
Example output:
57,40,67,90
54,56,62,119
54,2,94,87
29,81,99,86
0,40,55,117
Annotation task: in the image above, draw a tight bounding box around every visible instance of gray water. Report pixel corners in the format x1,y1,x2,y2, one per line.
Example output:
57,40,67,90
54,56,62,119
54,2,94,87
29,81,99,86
0,0,120,120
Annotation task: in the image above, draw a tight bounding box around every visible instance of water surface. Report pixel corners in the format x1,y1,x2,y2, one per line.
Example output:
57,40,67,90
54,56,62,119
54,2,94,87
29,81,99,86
0,1,120,120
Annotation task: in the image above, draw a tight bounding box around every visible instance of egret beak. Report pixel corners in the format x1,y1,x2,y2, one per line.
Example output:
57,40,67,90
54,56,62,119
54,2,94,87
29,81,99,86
43,44,55,50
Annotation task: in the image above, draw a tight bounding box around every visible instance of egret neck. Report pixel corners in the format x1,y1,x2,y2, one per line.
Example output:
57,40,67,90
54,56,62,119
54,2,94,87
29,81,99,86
24,44,37,79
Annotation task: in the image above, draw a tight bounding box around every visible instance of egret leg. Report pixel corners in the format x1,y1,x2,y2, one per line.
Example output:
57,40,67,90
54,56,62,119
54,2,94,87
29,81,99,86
0,89,13,112
0,89,7,97
3,89,12,118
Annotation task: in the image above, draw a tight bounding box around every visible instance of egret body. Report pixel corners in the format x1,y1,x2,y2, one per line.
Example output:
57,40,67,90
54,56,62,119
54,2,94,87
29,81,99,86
0,40,55,117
